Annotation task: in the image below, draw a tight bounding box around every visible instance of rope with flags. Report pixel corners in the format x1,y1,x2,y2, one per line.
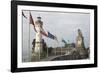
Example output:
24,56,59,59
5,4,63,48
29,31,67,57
22,11,27,19
29,12,37,32
22,11,58,41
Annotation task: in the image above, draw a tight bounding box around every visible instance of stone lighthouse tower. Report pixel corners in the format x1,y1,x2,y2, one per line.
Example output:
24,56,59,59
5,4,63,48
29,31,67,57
75,29,88,58
34,17,43,54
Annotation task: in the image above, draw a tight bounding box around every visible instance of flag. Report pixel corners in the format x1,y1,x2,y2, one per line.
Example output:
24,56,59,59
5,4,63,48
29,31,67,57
40,30,48,36
29,13,37,32
41,30,57,40
62,39,67,44
22,11,27,19
48,32,57,40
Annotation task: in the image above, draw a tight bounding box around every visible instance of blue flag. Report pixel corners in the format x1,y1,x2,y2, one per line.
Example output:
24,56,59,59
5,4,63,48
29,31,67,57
48,32,57,40
41,30,57,40
62,39,67,44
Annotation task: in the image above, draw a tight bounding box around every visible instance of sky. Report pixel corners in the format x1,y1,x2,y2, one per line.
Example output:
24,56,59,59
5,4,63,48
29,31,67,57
22,10,90,61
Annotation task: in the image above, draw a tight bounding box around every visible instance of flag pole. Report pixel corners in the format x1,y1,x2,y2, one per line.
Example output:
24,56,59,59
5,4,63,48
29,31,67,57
22,11,24,61
60,40,62,56
29,11,31,62
47,45,48,57
61,39,62,56
55,35,58,56
55,42,57,56
47,47,48,57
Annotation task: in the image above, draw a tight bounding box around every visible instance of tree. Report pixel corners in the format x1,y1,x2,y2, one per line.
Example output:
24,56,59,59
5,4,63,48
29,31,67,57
32,39,35,51
43,42,47,53
48,47,53,54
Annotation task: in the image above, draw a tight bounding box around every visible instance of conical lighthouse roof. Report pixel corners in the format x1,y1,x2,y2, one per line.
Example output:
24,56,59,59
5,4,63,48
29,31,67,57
37,16,41,20
35,16,43,27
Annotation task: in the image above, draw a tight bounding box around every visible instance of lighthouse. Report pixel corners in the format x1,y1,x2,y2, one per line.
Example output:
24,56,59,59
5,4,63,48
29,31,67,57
34,17,43,54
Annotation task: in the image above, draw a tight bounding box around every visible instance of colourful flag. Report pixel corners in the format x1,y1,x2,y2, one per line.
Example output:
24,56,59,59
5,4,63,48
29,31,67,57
40,30,48,36
22,11,27,19
29,13,37,32
41,30,57,40
48,32,57,40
